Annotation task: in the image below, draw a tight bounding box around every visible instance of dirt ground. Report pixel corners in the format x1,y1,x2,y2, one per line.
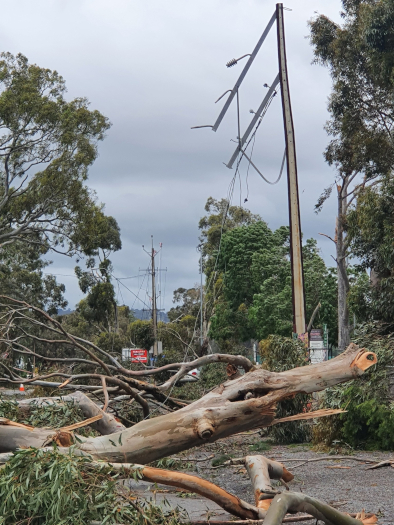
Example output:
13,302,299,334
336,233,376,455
149,432,394,524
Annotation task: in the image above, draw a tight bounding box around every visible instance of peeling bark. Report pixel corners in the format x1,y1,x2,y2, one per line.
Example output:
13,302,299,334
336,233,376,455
245,455,293,511
0,344,376,464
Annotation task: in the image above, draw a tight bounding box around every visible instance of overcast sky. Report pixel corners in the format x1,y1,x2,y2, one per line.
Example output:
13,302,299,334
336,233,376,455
1,0,343,312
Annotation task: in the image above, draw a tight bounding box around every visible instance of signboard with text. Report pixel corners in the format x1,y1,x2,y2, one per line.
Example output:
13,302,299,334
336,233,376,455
130,349,148,363
122,348,148,363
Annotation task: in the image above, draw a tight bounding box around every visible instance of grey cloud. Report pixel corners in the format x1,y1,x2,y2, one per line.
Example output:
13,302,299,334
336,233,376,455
1,0,343,310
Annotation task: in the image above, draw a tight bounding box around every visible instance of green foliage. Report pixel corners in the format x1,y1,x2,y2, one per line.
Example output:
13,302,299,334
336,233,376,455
0,448,185,524
211,454,232,467
25,400,84,430
348,177,394,325
0,398,19,420
94,331,124,355
342,396,394,450
209,221,337,344
0,243,67,314
260,335,311,444
314,322,394,449
309,3,394,182
259,335,308,372
0,398,97,437
129,320,154,351
167,287,200,322
0,52,111,255
198,197,261,322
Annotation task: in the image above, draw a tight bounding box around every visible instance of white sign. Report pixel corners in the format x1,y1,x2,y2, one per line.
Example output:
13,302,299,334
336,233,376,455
310,348,328,364
310,340,324,349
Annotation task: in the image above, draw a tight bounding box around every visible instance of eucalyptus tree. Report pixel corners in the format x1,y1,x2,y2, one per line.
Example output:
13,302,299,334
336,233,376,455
309,0,394,348
0,52,110,255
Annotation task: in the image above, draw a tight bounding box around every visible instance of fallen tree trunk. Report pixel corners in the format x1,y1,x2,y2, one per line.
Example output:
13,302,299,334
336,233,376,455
0,343,377,463
16,391,125,435
77,344,376,463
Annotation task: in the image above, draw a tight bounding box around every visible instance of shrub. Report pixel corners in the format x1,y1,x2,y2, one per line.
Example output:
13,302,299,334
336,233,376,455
313,322,394,449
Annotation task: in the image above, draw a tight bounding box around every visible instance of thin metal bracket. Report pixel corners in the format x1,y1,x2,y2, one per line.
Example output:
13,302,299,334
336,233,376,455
190,125,213,129
211,10,276,132
225,73,280,168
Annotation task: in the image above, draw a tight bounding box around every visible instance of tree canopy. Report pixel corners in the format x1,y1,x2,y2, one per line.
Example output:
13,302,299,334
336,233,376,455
209,221,338,345
0,52,111,255
309,0,394,347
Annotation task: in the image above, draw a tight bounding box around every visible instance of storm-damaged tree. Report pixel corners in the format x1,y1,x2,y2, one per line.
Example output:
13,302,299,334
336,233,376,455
0,52,110,256
0,294,379,525
309,0,394,349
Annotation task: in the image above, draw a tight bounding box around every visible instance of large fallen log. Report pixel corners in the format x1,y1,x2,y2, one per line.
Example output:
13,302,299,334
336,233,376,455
0,343,377,463
16,391,125,435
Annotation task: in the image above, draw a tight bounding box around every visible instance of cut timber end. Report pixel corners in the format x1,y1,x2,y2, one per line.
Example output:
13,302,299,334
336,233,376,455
282,467,294,483
351,349,377,372
197,417,215,439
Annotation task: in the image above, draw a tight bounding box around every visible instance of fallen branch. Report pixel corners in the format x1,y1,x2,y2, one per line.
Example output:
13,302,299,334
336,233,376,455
16,391,125,435
263,492,377,525
284,456,381,469
94,461,265,521
245,455,294,511
365,459,394,470
0,344,378,465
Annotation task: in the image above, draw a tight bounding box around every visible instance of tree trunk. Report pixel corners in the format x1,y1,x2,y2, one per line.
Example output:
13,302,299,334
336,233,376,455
337,181,350,351
0,344,376,462
16,391,125,435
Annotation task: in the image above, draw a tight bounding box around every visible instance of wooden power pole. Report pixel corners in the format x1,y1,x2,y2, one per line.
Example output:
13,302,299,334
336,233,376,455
192,3,307,338
276,3,306,337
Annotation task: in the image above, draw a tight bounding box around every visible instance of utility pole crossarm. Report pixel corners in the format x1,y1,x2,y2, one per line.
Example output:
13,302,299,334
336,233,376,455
211,11,277,132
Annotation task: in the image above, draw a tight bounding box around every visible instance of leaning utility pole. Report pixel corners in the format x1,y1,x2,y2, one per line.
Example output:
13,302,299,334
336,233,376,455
276,3,306,336
192,2,307,339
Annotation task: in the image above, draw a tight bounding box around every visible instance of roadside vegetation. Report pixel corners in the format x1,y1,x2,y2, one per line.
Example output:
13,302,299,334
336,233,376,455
1,0,394,522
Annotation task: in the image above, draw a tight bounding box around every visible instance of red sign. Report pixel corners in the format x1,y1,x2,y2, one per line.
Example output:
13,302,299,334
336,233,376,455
130,349,148,363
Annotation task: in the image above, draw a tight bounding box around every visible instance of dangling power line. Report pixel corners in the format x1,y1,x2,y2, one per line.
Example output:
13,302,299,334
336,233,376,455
191,3,306,338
